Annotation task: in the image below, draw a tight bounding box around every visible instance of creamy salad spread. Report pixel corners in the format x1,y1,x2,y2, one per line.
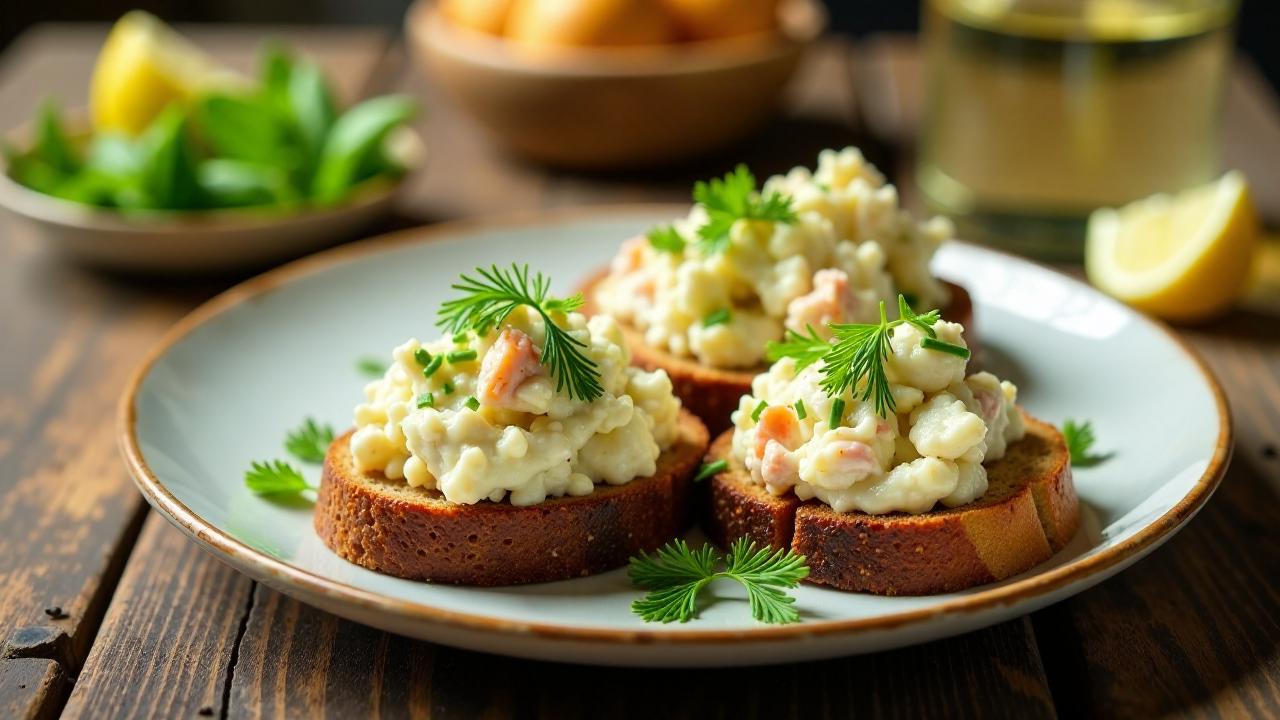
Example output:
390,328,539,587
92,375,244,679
594,148,955,369
730,319,1025,515
350,306,682,506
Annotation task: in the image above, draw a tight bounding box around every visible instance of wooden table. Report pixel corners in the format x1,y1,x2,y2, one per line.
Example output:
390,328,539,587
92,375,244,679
2,25,1278,720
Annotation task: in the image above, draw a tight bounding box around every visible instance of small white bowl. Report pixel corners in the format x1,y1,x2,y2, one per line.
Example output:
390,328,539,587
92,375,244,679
0,125,425,274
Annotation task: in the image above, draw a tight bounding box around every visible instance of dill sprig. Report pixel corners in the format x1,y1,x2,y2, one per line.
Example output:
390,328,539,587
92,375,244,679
437,264,603,402
768,295,969,417
821,296,945,416
284,418,334,463
765,325,829,371
629,537,808,624
693,164,797,254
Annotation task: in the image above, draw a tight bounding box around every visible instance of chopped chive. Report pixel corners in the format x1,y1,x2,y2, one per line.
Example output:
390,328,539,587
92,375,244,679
415,392,435,409
703,308,731,327
921,337,971,359
442,382,455,395
421,355,443,378
356,357,387,377
413,347,432,366
750,400,768,422
447,349,478,363
464,396,480,411
794,399,807,420
694,459,728,482
828,398,845,428
452,331,469,343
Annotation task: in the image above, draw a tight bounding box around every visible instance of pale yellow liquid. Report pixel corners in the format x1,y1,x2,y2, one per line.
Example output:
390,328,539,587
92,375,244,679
918,0,1237,259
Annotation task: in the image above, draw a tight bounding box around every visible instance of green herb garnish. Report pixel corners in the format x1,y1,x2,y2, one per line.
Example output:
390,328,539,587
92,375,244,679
794,399,807,420
284,418,334,463
446,349,477,363
442,382,455,395
819,295,942,417
244,460,314,497
464,396,480,411
356,356,388,377
765,325,829,371
421,355,443,378
693,164,797,254
413,347,432,366
647,224,686,254
1062,419,1110,467
7,43,415,211
703,308,731,328
921,337,971,358
694,459,728,482
438,264,603,402
629,538,808,624
828,398,845,428
416,392,435,409
750,400,768,422
452,331,470,343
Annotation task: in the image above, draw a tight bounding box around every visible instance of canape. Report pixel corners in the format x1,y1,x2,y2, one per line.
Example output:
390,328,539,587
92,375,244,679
315,266,709,585
581,147,973,433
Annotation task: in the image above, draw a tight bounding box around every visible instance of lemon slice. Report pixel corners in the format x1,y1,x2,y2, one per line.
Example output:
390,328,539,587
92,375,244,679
1085,171,1259,322
90,11,244,135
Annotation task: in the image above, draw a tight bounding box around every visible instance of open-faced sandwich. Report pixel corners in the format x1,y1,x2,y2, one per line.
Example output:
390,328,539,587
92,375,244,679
581,147,973,433
701,296,1079,596
315,265,710,586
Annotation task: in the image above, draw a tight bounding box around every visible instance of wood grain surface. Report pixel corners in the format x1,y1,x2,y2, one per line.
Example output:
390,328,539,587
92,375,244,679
0,23,1277,720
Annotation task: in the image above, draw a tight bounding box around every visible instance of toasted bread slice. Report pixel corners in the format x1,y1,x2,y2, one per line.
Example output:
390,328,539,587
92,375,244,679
579,270,975,435
315,410,709,586
703,413,1079,595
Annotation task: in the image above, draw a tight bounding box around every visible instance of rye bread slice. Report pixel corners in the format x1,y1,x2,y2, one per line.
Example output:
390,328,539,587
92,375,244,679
315,409,709,586
579,270,975,435
703,413,1079,595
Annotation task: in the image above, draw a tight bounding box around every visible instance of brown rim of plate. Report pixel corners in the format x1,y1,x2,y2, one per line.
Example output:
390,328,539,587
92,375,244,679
117,203,1233,646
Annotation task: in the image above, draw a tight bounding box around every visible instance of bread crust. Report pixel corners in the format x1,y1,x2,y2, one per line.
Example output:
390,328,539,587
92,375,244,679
579,269,975,435
703,413,1079,595
315,410,709,586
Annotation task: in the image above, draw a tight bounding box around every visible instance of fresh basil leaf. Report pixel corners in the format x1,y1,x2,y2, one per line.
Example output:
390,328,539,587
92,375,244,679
47,171,121,207
260,43,294,109
310,95,415,204
13,159,68,196
136,105,202,209
287,61,337,159
198,158,295,208
196,94,290,167
34,99,79,175
84,134,139,178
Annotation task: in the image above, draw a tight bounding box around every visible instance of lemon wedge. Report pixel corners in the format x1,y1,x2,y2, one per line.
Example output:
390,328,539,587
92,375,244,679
1085,171,1260,322
90,11,243,135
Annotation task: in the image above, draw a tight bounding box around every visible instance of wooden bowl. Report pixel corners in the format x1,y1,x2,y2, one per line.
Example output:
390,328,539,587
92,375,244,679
406,0,827,169
0,122,424,274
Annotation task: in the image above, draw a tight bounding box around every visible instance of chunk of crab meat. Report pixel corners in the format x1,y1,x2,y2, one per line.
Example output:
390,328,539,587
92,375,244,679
973,388,1002,421
477,328,543,407
754,405,801,459
785,269,855,332
760,439,799,488
611,235,649,275
826,440,879,480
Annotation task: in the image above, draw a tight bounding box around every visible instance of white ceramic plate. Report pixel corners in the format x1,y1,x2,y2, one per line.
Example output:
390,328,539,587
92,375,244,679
119,207,1230,667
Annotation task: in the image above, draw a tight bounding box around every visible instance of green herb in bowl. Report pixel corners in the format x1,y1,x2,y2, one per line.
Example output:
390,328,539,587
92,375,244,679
3,45,417,213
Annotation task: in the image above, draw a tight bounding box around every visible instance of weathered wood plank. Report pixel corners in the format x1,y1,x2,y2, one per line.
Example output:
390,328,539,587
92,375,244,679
0,658,67,720
60,516,255,720
0,23,394,720
229,588,1054,720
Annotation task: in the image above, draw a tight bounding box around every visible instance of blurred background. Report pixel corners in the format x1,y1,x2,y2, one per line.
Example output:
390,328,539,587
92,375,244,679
4,2,1277,92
